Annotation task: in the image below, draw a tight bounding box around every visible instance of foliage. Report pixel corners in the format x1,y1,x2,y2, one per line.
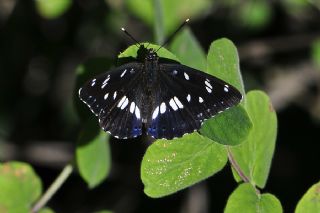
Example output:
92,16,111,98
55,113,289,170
1,0,319,212
0,162,47,213
35,0,72,19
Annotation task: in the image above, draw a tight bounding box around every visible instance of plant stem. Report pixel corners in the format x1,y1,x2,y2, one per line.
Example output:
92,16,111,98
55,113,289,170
31,164,73,212
153,0,164,44
227,147,261,194
227,146,250,183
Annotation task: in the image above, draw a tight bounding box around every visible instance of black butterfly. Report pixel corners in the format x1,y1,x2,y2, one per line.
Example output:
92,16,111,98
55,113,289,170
78,44,242,140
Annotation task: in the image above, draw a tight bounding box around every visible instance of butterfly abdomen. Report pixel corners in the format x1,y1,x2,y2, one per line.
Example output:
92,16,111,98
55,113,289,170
141,52,161,124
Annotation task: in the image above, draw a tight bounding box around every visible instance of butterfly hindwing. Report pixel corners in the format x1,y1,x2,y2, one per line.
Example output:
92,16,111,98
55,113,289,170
146,63,242,139
79,62,145,138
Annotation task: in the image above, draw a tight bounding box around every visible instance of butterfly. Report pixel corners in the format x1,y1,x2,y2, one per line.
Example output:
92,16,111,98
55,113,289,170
78,43,243,140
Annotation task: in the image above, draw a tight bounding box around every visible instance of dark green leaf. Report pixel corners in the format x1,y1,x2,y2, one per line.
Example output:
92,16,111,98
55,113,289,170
200,106,252,145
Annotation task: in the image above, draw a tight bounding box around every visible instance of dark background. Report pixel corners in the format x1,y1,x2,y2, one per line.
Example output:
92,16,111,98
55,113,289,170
1,0,320,212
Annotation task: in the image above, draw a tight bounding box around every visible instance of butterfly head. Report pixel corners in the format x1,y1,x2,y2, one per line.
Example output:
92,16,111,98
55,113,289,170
145,48,158,61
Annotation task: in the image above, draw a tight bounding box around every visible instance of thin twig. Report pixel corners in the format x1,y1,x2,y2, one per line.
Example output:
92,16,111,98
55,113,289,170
31,164,73,212
227,147,260,194
227,147,250,183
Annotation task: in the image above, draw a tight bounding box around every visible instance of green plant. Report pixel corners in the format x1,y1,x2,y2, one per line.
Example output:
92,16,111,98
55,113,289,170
1,1,320,212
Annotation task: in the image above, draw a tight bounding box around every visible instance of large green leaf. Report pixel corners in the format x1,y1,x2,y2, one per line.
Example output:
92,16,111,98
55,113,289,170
0,162,42,213
76,119,111,189
230,90,277,188
141,133,228,198
170,27,206,71
200,38,252,145
225,183,282,213
295,180,320,213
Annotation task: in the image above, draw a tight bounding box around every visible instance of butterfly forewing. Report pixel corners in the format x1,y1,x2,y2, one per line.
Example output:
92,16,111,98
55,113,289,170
146,64,242,139
79,62,145,138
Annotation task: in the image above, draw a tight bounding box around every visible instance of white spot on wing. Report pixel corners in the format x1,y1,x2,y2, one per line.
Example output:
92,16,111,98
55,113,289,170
117,96,126,108
173,70,178,75
205,80,212,89
187,94,191,102
160,102,166,114
103,75,110,84
199,97,204,103
152,106,160,119
78,88,82,96
169,98,178,111
130,102,135,113
113,91,117,99
135,106,141,119
101,75,110,88
104,93,109,100
121,98,129,109
174,96,183,108
206,86,212,93
91,79,96,86
184,72,189,80
120,69,127,77
224,86,229,92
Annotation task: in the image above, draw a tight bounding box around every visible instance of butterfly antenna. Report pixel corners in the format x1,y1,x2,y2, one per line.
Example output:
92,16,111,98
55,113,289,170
121,27,140,48
156,18,190,52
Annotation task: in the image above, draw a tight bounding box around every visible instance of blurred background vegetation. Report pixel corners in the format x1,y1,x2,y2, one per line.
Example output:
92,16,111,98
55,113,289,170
0,0,320,212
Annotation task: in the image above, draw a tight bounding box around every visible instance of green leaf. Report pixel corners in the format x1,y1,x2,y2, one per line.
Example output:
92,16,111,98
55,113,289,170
170,28,207,71
230,90,277,188
0,162,42,213
206,38,245,94
35,0,72,19
200,38,252,146
200,106,252,146
295,180,320,213
119,43,179,62
125,0,213,36
225,183,283,213
141,133,228,198
76,119,111,188
239,1,272,30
